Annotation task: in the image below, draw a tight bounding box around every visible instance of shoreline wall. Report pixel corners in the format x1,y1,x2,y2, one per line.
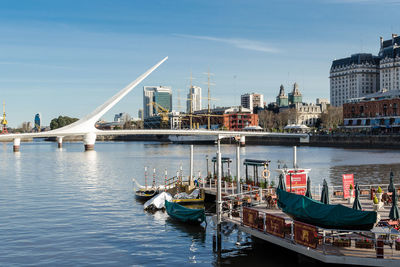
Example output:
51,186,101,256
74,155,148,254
4,134,400,149
246,135,400,149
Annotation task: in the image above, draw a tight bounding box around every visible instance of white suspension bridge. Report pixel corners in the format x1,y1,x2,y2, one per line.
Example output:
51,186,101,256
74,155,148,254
0,56,309,152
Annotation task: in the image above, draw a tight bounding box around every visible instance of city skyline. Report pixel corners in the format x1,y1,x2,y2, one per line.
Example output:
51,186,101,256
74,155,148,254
1,0,400,127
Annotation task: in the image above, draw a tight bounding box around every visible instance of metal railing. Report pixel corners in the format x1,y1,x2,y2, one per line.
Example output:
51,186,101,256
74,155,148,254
222,205,400,261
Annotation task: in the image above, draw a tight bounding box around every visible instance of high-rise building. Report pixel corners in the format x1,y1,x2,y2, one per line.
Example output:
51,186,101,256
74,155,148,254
330,53,380,107
241,93,264,111
379,34,400,92
186,86,202,113
330,34,400,107
138,109,143,120
34,113,41,132
143,86,172,118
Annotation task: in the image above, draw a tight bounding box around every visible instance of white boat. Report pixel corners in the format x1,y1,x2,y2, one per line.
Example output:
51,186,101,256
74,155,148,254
168,134,218,144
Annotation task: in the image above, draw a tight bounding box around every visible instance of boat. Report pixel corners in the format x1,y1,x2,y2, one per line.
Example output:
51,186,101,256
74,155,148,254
135,188,157,201
133,167,161,201
276,188,378,230
168,134,218,144
165,200,206,224
144,192,172,211
171,188,205,205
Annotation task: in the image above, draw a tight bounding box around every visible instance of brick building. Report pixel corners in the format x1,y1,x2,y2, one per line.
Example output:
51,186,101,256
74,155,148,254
343,90,400,130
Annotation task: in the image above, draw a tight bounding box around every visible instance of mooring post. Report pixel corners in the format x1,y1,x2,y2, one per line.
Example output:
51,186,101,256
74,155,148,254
216,135,222,252
189,145,194,187
164,169,167,192
293,146,297,168
236,141,241,196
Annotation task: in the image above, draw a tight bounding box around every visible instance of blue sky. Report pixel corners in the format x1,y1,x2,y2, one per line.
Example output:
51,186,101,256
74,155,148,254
1,0,400,127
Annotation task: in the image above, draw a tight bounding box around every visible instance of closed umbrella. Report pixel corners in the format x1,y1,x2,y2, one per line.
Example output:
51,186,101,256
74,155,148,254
278,174,286,191
320,179,330,204
352,183,362,210
388,170,395,193
305,176,312,199
389,187,399,220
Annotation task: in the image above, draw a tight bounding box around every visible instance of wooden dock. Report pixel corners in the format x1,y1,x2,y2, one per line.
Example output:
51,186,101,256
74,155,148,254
201,182,400,266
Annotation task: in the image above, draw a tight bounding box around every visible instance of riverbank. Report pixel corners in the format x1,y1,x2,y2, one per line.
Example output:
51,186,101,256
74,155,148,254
4,133,400,149
245,134,400,149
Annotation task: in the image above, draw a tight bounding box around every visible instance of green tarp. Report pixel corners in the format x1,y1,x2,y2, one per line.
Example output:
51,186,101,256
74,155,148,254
165,201,206,224
277,188,377,230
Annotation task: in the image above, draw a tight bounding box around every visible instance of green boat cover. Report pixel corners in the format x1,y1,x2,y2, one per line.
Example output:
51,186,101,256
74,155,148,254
277,188,377,230
165,200,206,224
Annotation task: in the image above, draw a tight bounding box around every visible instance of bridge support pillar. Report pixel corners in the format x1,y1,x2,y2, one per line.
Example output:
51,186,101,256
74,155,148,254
13,138,21,152
83,132,96,151
57,136,63,148
240,136,246,147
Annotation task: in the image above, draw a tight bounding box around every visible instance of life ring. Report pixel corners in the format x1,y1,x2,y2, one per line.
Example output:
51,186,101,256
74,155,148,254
262,169,270,179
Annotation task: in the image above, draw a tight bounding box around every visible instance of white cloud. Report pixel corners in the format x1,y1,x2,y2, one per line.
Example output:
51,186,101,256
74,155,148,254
174,34,281,54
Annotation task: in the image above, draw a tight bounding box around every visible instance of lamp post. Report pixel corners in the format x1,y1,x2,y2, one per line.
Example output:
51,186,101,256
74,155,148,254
283,164,288,192
206,155,209,178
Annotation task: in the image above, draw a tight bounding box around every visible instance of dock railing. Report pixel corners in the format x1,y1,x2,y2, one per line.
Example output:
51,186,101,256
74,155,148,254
221,204,400,262
309,183,400,201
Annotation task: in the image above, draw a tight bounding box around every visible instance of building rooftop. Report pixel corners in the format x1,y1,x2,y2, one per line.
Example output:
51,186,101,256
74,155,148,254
331,53,380,69
347,89,400,103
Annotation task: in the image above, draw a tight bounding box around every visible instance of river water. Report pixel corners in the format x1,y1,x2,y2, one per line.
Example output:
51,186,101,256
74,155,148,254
1,141,400,266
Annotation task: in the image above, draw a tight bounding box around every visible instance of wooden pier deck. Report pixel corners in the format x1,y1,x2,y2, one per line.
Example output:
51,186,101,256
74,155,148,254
202,183,400,266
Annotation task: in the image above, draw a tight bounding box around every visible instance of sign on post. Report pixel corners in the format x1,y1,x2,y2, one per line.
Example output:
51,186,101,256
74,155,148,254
285,170,307,195
342,174,354,199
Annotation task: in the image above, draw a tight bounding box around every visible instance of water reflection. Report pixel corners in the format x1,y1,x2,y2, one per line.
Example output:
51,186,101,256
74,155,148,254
329,163,400,186
165,217,206,243
2,142,400,266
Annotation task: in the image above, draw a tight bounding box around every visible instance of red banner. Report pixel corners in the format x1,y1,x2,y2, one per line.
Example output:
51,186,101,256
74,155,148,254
243,207,259,229
286,172,307,195
342,174,354,199
294,221,318,249
265,213,285,238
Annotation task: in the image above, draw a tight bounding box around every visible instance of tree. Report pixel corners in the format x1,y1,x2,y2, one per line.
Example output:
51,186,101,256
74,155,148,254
320,106,343,130
50,116,79,130
258,110,275,131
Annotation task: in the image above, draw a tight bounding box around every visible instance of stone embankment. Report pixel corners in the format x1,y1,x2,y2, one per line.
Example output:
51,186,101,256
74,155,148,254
246,134,400,149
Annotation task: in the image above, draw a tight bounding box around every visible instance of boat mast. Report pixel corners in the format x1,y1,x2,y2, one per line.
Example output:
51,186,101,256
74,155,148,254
189,72,193,130
207,69,211,130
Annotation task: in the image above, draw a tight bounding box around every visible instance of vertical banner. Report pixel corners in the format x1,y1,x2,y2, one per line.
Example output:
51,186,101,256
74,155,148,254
294,221,318,249
265,214,285,238
286,170,307,195
243,207,259,229
342,174,354,199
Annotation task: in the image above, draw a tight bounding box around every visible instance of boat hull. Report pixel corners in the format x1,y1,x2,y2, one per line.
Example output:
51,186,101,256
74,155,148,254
135,189,157,201
165,200,205,224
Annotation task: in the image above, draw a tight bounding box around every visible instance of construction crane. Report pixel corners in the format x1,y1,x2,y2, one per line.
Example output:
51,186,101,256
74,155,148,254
1,101,8,134
147,101,170,128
